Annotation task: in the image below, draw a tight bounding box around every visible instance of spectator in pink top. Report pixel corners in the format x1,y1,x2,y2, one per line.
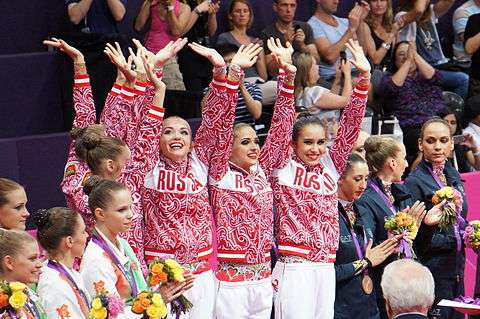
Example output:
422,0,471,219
135,0,191,90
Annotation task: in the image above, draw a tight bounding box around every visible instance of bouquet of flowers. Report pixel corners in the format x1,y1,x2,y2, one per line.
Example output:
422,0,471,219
464,220,480,250
148,259,193,317
131,291,167,319
89,281,125,319
384,212,418,258
432,186,463,228
0,281,29,318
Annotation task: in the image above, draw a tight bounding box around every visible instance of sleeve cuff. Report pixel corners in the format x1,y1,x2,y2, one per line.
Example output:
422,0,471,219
121,86,136,102
74,74,90,88
279,83,295,97
147,105,165,121
134,81,149,96
226,79,240,93
110,83,122,97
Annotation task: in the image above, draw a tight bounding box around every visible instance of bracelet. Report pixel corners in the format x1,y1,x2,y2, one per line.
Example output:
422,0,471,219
364,257,373,269
381,42,391,50
473,151,480,157
194,7,203,16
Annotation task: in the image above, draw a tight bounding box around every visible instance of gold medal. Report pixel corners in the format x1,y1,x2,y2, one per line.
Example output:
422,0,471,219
362,274,373,295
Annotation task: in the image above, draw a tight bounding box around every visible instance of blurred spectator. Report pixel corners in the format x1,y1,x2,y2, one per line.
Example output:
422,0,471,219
63,0,129,118
135,0,191,90
353,130,371,157
178,0,219,91
293,52,351,121
396,0,470,99
202,43,263,130
260,0,319,77
378,41,444,164
438,106,480,172
217,0,277,104
381,259,434,319
453,0,480,63
66,0,127,34
465,13,480,96
463,95,480,148
307,0,368,82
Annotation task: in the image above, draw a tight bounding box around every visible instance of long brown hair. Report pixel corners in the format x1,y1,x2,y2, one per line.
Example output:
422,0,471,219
293,53,316,99
228,0,255,30
365,0,394,32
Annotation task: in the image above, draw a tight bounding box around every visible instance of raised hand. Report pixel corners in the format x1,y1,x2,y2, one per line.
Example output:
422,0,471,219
267,38,294,64
358,0,371,21
43,38,84,63
231,43,263,69
151,38,188,67
348,4,362,32
188,42,225,67
423,200,446,226
141,55,164,90
365,237,398,267
104,42,136,82
345,39,371,74
128,46,146,77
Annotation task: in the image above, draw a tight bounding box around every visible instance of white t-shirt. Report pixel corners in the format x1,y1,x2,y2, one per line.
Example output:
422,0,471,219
297,86,339,120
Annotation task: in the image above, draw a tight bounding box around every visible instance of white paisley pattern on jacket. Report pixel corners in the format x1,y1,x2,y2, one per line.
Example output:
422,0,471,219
209,69,296,266
142,69,231,266
270,82,369,263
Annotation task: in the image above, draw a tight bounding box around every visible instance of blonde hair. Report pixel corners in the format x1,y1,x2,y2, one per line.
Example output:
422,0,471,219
293,53,316,99
365,0,394,32
364,136,401,174
0,229,35,274
0,178,23,207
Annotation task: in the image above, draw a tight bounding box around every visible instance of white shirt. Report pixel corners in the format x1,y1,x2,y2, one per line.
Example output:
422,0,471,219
463,122,480,148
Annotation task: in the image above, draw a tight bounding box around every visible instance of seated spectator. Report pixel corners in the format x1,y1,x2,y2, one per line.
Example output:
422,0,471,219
438,105,480,172
465,12,480,96
135,0,191,90
307,0,368,82
178,0,220,91
463,95,480,148
381,259,434,319
202,43,263,130
293,52,351,122
396,0,470,99
378,41,444,164
260,0,319,77
453,0,480,63
217,0,277,105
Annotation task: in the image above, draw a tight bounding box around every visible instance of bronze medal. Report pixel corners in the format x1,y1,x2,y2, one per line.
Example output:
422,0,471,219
362,274,373,295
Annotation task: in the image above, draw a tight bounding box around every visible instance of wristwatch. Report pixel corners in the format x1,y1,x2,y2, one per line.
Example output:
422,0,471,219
194,7,203,16
381,42,391,50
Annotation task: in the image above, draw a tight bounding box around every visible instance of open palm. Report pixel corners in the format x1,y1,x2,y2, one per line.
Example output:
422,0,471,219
188,42,225,67
43,38,84,62
231,43,263,69
345,39,371,74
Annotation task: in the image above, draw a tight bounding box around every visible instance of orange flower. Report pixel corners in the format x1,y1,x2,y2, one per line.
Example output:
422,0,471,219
151,263,164,275
140,298,151,308
132,301,145,314
56,304,71,319
93,281,105,294
432,194,440,205
0,293,8,308
138,292,149,300
150,276,161,286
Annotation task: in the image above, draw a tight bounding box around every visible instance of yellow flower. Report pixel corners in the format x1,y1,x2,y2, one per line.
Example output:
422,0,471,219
164,259,181,270
151,293,165,308
8,282,26,293
9,291,27,310
91,297,103,310
172,268,185,282
89,307,107,319
146,305,167,319
151,263,164,275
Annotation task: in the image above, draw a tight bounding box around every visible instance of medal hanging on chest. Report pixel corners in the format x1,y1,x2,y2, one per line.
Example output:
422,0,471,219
420,28,435,51
362,274,374,295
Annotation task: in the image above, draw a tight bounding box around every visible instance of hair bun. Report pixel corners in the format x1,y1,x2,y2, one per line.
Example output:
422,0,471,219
83,175,104,196
34,209,51,229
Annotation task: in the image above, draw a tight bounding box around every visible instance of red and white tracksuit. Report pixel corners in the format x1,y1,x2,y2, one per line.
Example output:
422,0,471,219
142,68,231,319
270,80,369,319
61,73,160,266
208,69,295,319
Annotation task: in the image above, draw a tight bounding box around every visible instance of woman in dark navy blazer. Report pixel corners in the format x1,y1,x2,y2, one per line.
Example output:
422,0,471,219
405,118,468,319
356,136,426,319
335,153,399,319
